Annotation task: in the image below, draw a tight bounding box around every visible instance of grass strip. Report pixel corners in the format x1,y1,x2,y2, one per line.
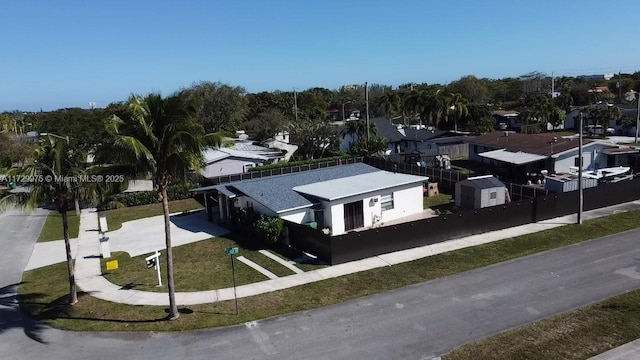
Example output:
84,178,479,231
240,251,295,278
100,198,203,232
100,238,267,292
37,212,80,242
444,290,640,360
19,208,640,332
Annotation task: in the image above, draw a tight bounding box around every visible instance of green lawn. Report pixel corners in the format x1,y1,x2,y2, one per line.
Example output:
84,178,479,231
100,238,268,292
38,211,80,242
19,207,640,332
450,160,477,176
423,193,453,209
444,290,640,360
100,198,203,232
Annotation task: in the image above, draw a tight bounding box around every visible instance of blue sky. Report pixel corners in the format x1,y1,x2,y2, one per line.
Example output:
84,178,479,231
2,0,638,111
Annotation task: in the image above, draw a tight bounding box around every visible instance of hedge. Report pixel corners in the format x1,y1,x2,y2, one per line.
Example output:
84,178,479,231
99,183,194,209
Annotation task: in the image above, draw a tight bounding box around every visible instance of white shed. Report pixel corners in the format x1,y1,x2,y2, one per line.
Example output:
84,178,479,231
455,175,507,209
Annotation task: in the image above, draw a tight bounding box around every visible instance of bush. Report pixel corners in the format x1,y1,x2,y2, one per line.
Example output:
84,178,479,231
254,216,284,244
97,183,195,210
228,208,284,246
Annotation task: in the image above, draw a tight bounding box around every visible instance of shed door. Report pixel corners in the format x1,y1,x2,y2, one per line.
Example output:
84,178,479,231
344,200,364,231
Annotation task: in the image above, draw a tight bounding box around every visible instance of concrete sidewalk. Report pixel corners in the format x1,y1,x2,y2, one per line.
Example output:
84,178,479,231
73,200,640,306
590,339,640,359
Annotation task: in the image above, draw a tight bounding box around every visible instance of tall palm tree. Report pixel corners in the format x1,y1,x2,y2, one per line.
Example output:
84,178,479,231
96,93,207,320
446,93,469,132
3,136,91,304
405,88,441,128
377,90,400,119
340,120,367,147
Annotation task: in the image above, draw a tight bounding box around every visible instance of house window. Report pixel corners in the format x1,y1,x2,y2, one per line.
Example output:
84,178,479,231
474,145,478,153
490,191,497,199
246,201,253,209
380,193,394,211
574,156,583,167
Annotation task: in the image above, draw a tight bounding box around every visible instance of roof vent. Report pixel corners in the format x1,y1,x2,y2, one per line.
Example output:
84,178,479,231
553,137,558,143
504,131,508,137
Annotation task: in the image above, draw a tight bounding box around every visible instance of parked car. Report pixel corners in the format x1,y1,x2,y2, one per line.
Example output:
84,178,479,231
585,125,615,136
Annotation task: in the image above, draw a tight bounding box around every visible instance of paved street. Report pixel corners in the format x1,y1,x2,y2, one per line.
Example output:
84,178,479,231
3,209,640,359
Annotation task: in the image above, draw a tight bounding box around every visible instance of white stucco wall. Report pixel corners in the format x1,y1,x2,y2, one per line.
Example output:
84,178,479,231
235,195,278,217
202,158,264,178
553,143,610,173
327,183,425,236
280,209,312,224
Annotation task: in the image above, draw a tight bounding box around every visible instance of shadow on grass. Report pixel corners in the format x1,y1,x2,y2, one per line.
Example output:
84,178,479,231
19,288,171,326
226,232,327,266
1,282,49,344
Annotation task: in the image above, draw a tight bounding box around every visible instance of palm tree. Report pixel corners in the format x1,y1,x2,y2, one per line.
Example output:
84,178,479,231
96,93,207,320
377,90,400,119
340,120,367,147
3,136,91,304
446,93,469,132
405,88,441,128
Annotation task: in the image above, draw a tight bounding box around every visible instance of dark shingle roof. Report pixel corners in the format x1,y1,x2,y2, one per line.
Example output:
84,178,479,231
217,163,380,213
471,131,590,156
459,176,505,190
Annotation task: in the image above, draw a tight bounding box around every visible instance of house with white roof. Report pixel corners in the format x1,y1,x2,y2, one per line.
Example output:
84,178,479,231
195,163,428,236
201,140,284,178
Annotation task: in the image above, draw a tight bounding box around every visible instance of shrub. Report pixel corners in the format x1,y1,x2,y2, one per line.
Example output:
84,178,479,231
254,215,284,244
97,183,195,210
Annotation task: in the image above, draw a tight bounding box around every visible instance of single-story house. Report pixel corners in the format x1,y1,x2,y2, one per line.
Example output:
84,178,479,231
194,163,428,236
343,117,469,155
455,175,508,209
493,110,521,131
201,141,284,178
470,131,632,182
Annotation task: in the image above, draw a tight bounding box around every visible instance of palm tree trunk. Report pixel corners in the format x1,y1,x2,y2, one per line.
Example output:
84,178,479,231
161,184,179,320
61,209,77,305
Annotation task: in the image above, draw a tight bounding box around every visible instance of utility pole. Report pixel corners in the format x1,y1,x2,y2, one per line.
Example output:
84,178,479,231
365,81,370,143
551,72,554,99
618,71,622,103
635,92,640,144
293,88,298,122
578,111,584,225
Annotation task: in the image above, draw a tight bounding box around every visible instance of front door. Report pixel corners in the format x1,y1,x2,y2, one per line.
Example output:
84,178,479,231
343,200,364,231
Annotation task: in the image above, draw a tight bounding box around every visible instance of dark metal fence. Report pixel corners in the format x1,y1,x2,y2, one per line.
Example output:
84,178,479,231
287,177,640,265
202,157,364,186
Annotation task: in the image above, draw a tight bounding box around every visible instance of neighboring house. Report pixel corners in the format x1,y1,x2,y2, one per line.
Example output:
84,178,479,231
123,179,154,193
201,141,284,178
200,163,428,236
469,131,630,182
344,117,467,155
455,175,508,209
493,110,521,131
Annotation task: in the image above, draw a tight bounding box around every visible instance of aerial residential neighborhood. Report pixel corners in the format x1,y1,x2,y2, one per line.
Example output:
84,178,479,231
3,2,640,360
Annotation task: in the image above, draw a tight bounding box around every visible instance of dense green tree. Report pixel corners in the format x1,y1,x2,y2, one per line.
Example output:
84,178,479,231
289,117,339,160
242,108,289,141
447,75,490,104
96,93,208,320
180,81,248,133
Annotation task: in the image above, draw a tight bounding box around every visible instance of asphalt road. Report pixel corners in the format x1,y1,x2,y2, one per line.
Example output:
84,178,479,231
3,212,640,359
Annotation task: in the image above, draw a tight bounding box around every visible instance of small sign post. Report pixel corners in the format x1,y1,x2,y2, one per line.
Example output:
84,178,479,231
224,247,239,314
145,251,162,287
